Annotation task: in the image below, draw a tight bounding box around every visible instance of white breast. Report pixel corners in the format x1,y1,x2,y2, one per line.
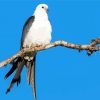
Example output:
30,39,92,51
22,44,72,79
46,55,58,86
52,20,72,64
23,19,52,47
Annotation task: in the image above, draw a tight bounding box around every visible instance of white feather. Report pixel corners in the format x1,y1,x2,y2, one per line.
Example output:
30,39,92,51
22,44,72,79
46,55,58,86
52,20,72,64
23,4,52,48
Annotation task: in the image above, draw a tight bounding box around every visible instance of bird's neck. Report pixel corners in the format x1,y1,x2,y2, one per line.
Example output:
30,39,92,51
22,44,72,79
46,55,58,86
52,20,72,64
34,11,48,21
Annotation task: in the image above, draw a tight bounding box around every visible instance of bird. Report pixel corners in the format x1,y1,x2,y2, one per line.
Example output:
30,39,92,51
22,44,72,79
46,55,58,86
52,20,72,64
4,4,52,100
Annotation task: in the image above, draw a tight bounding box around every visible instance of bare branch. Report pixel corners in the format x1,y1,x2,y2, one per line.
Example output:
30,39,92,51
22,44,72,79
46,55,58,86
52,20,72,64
0,40,100,68
87,38,100,55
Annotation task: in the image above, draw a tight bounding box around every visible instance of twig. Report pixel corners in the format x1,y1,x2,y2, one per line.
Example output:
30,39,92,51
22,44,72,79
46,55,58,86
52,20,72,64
87,38,100,55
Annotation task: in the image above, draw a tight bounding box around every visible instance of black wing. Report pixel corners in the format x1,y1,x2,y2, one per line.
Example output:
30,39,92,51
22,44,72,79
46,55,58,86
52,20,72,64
21,16,35,49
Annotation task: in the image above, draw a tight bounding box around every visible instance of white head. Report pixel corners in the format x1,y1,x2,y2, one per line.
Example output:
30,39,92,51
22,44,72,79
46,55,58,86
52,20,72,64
34,4,49,19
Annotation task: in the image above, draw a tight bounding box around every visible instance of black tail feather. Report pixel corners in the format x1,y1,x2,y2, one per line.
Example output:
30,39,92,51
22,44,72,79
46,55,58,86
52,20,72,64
6,57,25,94
6,76,21,94
31,58,36,100
5,57,22,79
5,54,37,100
26,55,36,100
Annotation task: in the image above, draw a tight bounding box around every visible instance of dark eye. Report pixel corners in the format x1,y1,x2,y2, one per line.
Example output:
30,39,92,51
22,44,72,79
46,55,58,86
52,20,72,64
42,6,44,8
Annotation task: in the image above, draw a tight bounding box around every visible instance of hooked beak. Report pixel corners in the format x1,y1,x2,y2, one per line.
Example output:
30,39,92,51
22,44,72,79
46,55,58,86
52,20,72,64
45,8,49,12
47,8,49,12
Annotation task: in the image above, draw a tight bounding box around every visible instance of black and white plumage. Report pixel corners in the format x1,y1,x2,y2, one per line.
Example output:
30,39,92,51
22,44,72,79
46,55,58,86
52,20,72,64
5,4,52,100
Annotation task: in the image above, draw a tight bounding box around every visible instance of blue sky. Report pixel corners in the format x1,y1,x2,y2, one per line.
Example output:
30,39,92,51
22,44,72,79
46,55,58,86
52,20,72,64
0,0,100,100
